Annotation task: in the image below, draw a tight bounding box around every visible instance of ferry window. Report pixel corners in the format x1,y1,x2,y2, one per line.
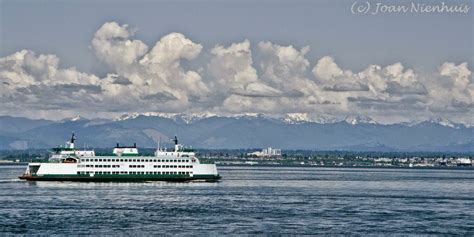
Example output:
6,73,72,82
94,159,98,162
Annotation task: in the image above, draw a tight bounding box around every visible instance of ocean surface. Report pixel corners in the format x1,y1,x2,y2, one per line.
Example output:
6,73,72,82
1,165,473,235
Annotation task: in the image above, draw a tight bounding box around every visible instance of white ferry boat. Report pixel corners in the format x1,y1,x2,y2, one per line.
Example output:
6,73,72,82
19,134,220,182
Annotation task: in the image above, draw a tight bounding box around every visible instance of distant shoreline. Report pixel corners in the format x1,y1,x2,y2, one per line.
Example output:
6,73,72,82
216,164,474,170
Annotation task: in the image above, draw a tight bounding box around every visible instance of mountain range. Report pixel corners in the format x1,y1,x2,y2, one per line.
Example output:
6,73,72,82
0,113,473,152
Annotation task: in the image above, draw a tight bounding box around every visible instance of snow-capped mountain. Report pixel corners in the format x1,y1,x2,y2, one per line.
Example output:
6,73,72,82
282,113,340,124
425,117,465,129
60,116,87,123
1,114,472,151
113,112,217,124
68,112,471,128
402,117,467,129
344,115,378,125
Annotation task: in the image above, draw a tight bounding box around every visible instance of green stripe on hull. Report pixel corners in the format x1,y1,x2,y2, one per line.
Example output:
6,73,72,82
19,174,221,182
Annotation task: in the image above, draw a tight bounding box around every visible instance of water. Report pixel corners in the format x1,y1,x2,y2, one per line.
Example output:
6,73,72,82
1,165,473,235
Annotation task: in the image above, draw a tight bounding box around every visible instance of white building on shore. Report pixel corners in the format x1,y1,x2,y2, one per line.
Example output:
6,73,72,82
247,147,282,157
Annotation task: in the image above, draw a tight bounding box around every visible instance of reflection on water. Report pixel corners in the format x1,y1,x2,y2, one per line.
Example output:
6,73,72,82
1,165,473,235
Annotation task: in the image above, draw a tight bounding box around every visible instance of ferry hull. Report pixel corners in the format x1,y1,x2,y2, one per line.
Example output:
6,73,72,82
19,174,221,182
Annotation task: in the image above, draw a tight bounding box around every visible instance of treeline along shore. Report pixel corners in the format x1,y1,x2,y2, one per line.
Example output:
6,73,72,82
1,148,473,168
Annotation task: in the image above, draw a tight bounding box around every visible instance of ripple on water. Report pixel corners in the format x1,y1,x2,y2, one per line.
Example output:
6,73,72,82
0,166,473,235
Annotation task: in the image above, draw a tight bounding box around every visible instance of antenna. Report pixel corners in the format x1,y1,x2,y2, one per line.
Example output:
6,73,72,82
158,137,162,151
70,132,76,143
173,136,178,145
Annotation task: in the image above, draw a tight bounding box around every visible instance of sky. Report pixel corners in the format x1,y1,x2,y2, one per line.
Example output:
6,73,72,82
0,0,473,124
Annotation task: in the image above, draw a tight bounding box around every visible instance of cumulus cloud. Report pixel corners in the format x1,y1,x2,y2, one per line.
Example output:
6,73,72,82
217,42,323,113
0,50,104,119
209,40,259,92
423,62,473,111
258,41,316,96
92,22,148,69
0,21,472,124
312,56,429,105
92,22,209,111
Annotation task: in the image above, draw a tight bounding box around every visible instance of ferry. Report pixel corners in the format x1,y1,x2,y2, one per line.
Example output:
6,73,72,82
19,134,220,182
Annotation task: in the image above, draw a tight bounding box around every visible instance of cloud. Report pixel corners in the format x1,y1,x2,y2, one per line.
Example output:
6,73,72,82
0,50,104,119
312,56,429,104
92,23,209,110
422,62,473,111
313,56,343,82
217,42,322,113
92,22,148,69
230,82,283,98
208,40,261,95
258,41,315,94
0,21,472,125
